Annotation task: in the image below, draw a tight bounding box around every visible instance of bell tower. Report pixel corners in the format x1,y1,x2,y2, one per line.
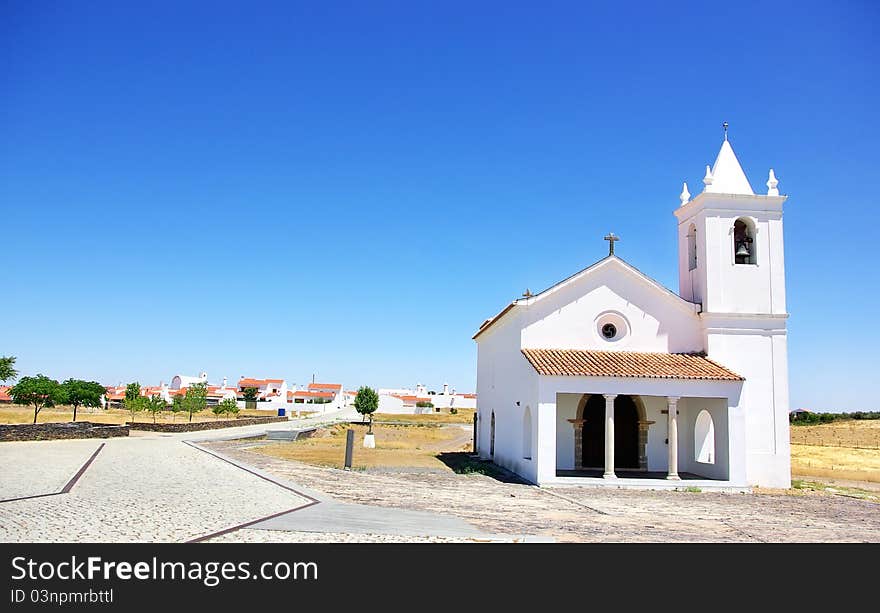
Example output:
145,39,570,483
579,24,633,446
674,137,787,315
674,132,791,488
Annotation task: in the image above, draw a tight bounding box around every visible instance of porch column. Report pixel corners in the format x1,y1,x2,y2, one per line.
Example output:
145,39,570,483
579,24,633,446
667,396,680,480
603,394,616,479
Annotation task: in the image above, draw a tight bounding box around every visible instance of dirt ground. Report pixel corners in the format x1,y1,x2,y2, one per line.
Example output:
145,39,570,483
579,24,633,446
206,438,880,542
250,422,473,470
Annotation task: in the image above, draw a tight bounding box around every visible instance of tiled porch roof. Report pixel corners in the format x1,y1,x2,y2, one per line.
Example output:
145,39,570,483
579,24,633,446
521,349,743,381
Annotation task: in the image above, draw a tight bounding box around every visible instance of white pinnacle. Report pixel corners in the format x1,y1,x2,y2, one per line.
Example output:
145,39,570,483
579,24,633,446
679,182,690,206
702,165,713,190
766,168,779,196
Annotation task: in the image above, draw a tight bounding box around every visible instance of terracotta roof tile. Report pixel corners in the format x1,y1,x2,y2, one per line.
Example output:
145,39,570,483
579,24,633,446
292,390,334,398
308,383,341,391
521,349,743,381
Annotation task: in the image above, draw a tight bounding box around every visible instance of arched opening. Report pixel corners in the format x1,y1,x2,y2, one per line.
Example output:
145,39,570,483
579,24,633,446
733,218,756,265
522,406,532,460
687,223,697,271
579,395,641,470
695,410,715,464
490,411,496,458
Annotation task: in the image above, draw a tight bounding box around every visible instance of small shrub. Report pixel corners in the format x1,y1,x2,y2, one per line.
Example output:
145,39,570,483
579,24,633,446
450,407,458,414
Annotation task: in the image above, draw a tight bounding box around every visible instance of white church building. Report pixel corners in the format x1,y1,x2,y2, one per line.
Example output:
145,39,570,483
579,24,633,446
474,136,791,489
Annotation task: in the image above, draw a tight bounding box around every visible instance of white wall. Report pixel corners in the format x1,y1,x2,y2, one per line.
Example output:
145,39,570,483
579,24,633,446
378,394,408,414
429,394,477,410
678,397,730,480
519,259,704,354
555,393,580,470
642,396,668,471
475,309,539,481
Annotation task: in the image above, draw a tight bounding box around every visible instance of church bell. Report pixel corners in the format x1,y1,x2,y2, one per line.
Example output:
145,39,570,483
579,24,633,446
735,242,751,258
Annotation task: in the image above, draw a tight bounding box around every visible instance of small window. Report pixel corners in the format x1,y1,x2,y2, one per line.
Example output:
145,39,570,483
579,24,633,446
490,412,496,457
687,223,697,271
733,219,756,265
695,410,715,464
522,407,532,460
602,323,617,339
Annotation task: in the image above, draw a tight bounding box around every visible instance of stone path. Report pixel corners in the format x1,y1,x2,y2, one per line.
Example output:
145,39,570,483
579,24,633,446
0,438,101,501
0,409,505,543
0,432,310,542
4,410,879,543
206,439,880,543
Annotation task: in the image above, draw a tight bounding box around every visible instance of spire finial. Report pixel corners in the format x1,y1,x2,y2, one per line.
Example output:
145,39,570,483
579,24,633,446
522,288,533,298
766,168,779,196
722,121,729,141
702,165,713,190
679,182,691,206
603,232,619,256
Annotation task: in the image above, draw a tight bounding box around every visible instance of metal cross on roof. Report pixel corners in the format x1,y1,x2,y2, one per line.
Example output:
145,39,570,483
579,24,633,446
723,121,729,141
604,232,619,255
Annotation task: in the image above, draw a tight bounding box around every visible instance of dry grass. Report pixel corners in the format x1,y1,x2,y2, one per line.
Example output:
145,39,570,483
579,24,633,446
0,404,275,425
790,420,880,483
791,444,880,483
791,420,880,449
250,422,472,471
371,408,475,425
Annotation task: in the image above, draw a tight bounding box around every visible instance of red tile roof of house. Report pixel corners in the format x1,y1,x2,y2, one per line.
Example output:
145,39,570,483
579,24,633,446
0,386,11,402
520,349,743,381
238,378,284,387
308,383,341,391
292,390,335,398
393,395,430,404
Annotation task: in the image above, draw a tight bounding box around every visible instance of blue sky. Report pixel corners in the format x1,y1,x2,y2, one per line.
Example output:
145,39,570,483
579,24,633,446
2,1,877,410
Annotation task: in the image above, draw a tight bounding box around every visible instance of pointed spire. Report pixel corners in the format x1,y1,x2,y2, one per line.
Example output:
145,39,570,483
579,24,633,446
766,168,779,196
679,182,690,206
704,140,754,195
702,165,713,191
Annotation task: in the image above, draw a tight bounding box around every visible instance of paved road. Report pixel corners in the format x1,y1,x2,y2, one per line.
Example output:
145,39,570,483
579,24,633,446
0,408,507,543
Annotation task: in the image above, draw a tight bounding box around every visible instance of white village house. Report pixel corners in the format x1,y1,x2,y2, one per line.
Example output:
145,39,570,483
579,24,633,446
474,136,791,489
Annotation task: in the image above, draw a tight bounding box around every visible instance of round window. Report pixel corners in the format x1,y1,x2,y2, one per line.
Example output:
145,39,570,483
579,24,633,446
601,323,617,339
595,311,629,343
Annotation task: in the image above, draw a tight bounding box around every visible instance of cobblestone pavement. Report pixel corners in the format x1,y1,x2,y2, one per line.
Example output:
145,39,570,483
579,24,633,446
0,434,310,542
206,440,880,542
0,439,102,500
207,529,498,543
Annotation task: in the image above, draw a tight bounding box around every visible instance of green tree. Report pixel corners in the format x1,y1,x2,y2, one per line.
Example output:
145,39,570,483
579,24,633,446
0,356,18,383
354,386,379,433
145,394,166,423
170,394,185,421
183,382,208,422
124,382,145,423
9,374,62,424
218,397,239,418
242,387,258,410
60,379,106,422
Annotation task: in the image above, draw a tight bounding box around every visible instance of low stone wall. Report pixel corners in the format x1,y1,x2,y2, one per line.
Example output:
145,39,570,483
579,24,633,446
127,416,288,432
0,421,130,442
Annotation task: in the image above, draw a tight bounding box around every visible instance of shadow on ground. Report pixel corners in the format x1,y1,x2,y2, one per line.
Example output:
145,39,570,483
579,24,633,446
435,452,531,484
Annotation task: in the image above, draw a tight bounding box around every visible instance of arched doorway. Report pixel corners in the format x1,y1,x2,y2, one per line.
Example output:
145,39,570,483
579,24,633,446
579,394,643,470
